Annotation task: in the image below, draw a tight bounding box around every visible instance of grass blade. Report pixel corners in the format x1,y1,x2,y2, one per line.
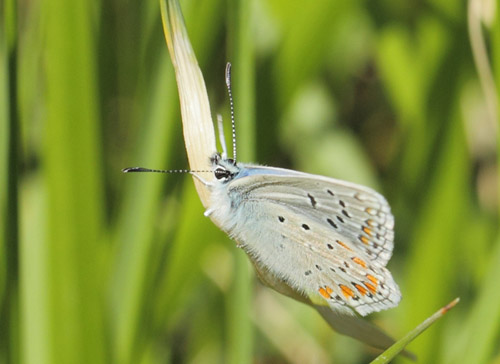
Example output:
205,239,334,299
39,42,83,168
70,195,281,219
370,298,460,364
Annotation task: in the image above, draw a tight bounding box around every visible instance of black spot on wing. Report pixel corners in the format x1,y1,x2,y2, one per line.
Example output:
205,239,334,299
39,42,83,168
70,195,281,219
327,218,338,229
307,193,317,208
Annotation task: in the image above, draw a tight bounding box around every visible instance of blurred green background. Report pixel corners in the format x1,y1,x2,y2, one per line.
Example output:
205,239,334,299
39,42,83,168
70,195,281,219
2,0,500,363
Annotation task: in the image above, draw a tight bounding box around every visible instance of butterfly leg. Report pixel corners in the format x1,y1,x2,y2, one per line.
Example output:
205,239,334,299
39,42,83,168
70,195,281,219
189,173,216,217
191,172,214,187
204,208,215,217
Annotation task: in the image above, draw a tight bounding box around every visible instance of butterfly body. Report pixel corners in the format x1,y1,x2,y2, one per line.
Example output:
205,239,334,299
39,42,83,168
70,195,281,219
203,152,401,317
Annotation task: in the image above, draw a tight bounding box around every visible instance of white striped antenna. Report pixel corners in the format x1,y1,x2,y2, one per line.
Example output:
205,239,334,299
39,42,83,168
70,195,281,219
122,167,210,174
225,62,237,162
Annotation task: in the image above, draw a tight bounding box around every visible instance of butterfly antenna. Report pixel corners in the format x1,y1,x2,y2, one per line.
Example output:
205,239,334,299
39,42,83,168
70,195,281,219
122,167,210,174
225,62,237,162
216,114,228,159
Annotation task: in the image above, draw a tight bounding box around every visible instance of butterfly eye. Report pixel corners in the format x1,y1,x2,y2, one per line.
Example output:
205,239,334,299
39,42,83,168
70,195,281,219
214,167,231,180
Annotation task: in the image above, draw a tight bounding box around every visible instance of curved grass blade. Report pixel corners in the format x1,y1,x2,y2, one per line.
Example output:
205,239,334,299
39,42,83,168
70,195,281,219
159,0,217,206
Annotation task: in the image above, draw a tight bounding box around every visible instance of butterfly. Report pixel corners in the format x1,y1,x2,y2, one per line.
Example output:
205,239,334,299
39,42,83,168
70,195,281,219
124,63,411,358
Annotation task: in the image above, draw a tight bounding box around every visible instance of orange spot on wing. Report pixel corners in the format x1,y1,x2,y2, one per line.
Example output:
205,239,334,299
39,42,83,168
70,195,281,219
354,284,368,296
352,257,367,268
362,227,373,236
366,274,378,285
318,287,330,299
365,274,379,294
340,284,355,299
336,240,352,251
364,282,377,294
366,219,376,227
359,236,370,245
325,286,333,295
365,207,376,215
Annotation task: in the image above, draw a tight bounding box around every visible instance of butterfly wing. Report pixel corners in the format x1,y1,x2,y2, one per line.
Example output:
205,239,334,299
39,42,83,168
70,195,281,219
237,165,395,265
214,166,400,316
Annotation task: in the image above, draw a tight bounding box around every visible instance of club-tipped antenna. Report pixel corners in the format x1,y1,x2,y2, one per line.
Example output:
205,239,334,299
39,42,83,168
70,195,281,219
216,114,228,159
122,167,210,174
225,62,237,162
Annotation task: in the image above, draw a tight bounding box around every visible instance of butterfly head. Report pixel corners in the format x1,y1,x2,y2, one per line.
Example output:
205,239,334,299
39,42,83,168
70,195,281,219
210,64,243,184
210,152,240,183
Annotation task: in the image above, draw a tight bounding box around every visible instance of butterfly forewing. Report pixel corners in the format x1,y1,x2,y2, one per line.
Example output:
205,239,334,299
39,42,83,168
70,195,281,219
230,165,395,266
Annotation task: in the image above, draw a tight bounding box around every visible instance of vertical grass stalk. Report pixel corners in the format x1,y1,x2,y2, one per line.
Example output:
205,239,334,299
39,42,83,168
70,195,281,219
225,0,255,362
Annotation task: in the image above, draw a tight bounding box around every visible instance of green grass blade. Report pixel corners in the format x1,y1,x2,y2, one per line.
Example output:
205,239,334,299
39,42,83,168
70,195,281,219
447,235,500,364
42,0,106,362
110,51,178,364
1,0,20,362
370,298,459,364
399,91,469,362
225,0,256,362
